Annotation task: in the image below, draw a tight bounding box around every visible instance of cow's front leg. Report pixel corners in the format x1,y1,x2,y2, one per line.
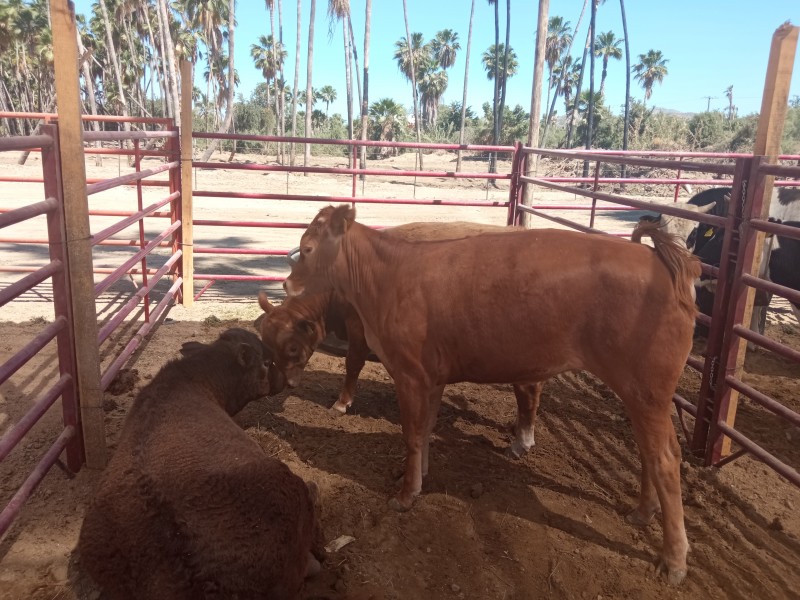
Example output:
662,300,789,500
388,377,431,512
422,385,445,476
507,381,543,458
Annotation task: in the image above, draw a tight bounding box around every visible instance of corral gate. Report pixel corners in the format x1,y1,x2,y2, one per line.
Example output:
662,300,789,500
0,12,798,541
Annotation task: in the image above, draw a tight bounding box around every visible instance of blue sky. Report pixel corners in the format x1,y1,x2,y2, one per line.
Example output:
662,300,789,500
74,1,800,119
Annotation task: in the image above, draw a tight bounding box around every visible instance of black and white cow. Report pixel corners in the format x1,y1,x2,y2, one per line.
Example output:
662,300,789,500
679,187,800,333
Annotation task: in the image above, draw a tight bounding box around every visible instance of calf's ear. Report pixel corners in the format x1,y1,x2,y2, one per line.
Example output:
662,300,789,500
296,319,317,338
180,341,207,357
236,342,259,368
253,313,265,332
330,204,356,237
258,290,274,314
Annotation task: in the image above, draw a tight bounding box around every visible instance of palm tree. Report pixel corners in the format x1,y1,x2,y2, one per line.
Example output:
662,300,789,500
594,30,622,98
619,0,631,182
482,44,518,93
369,97,406,142
201,0,236,161
418,61,448,127
318,84,337,117
401,0,423,166
725,85,735,121
497,0,511,149
544,16,571,125
98,0,131,126
304,0,316,168
251,34,286,130
393,33,429,84
633,49,668,108
488,0,500,170
430,29,460,70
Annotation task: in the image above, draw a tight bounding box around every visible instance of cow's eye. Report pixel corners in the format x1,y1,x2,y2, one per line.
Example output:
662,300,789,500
302,246,313,255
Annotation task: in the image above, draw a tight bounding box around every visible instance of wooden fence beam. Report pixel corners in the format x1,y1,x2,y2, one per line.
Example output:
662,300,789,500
49,0,106,468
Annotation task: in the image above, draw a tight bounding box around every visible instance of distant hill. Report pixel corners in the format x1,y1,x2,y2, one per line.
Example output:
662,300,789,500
652,107,697,118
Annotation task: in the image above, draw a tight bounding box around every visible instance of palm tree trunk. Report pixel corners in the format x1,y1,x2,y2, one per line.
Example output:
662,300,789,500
98,0,131,127
564,26,591,148
141,1,168,118
348,16,363,115
456,0,476,172
584,0,597,154
291,0,302,164
304,0,316,169
277,0,286,163
497,0,511,143
620,0,631,175
268,2,282,162
156,0,180,121
359,0,371,179
343,18,354,139
490,0,500,173
77,25,102,166
402,0,423,169
201,0,236,162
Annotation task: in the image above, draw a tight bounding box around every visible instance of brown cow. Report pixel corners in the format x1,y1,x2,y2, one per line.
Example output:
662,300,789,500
258,222,540,458
78,329,324,600
285,205,700,585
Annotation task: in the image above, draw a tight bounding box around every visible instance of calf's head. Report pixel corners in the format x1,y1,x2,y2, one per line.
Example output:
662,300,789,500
256,292,324,388
284,204,356,297
179,328,285,413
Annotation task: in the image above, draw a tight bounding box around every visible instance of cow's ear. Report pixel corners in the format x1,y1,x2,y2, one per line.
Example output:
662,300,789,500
236,342,259,368
258,290,275,314
253,313,265,332
296,319,316,337
180,341,207,357
330,204,356,236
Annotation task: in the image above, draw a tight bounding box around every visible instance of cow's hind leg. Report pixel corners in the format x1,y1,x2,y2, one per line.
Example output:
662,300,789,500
422,385,445,477
507,381,543,458
624,399,688,585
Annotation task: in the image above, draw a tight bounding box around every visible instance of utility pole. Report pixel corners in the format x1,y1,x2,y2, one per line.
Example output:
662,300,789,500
702,95,718,112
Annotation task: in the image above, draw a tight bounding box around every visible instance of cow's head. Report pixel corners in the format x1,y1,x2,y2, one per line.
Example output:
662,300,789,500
285,204,356,297
638,201,718,250
256,292,324,388
179,328,286,414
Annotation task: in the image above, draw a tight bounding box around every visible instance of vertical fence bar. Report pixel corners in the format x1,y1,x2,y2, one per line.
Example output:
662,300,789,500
40,123,83,472
589,160,601,229
50,1,106,468
179,59,194,307
673,157,683,202
351,144,357,205
507,142,523,226
134,139,150,322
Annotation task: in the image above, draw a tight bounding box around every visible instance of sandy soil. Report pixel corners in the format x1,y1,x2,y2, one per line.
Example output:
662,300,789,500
1,149,798,599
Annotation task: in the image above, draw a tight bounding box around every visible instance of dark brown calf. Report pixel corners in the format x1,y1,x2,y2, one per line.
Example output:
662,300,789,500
285,205,700,585
78,329,324,600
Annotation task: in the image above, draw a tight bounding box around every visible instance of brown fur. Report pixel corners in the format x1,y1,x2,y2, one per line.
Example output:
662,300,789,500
285,205,699,585
77,329,324,600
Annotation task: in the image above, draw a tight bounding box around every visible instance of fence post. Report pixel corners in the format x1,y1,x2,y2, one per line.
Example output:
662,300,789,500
180,59,194,307
706,23,798,463
49,1,107,468
507,142,523,226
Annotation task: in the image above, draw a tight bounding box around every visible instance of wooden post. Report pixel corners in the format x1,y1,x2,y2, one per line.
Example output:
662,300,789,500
49,1,107,468
180,59,194,307
714,22,798,458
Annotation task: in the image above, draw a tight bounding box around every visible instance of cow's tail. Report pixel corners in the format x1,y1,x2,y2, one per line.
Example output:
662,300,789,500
632,219,701,314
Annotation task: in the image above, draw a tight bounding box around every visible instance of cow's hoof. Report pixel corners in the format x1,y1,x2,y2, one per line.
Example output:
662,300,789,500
328,404,348,416
305,554,322,578
656,560,687,586
388,495,413,512
506,438,533,459
626,507,656,527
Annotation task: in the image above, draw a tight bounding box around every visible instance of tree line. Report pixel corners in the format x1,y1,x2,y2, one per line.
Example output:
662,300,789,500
1,0,797,161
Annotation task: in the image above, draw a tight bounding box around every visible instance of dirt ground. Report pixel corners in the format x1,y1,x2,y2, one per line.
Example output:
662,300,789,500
1,148,799,599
